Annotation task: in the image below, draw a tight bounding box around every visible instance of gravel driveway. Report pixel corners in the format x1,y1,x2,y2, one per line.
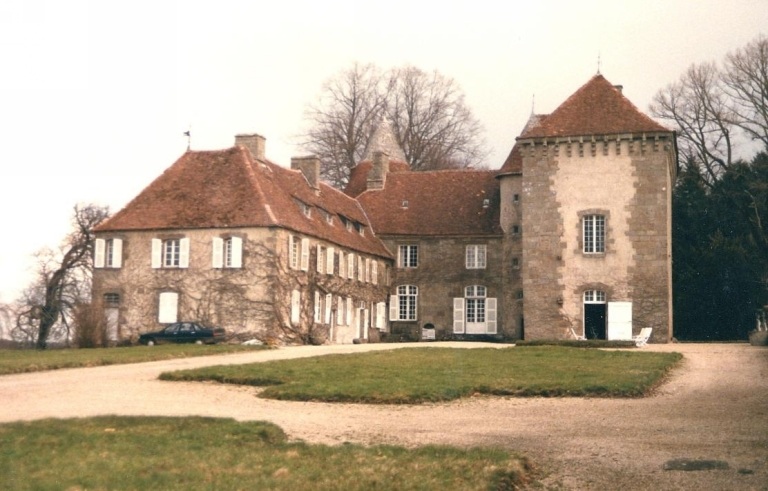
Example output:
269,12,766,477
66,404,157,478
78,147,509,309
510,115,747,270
1,342,766,490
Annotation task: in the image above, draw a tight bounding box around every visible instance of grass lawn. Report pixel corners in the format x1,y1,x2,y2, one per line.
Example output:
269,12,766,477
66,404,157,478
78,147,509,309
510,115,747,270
0,416,533,491
0,344,267,376
161,346,682,403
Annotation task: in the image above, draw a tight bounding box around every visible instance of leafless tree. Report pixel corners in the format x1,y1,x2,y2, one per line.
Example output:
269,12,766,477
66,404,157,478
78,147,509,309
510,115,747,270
14,204,110,349
650,62,737,186
301,63,488,188
651,35,768,187
722,35,768,149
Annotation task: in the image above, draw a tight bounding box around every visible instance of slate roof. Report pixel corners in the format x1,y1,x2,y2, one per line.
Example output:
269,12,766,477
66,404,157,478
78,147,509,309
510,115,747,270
519,74,669,139
96,146,392,258
356,169,502,237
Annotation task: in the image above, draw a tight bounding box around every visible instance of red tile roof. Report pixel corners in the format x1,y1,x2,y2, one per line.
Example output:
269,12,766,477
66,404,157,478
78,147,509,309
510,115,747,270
96,146,392,258
356,170,502,237
344,159,411,197
498,143,522,175
519,75,669,139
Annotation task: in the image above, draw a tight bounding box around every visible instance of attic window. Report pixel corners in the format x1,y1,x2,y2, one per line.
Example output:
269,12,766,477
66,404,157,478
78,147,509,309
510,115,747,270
355,222,365,236
401,200,409,209
482,199,490,209
513,194,520,203
346,220,353,232
322,210,334,225
294,199,311,218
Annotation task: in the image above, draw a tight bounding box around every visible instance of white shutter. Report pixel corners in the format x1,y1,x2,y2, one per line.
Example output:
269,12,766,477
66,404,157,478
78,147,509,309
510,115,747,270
325,294,332,324
291,290,301,326
326,247,335,275
316,245,323,273
453,298,465,333
151,238,162,268
365,258,370,283
346,297,353,327
376,302,386,329
607,302,633,340
337,296,344,325
372,261,378,284
478,245,487,269
212,237,224,268
300,238,310,271
314,291,321,322
111,239,122,268
94,238,105,268
389,295,399,321
158,292,178,323
486,298,497,334
179,238,190,268
230,236,242,268
358,256,364,281
347,253,355,279
339,251,346,277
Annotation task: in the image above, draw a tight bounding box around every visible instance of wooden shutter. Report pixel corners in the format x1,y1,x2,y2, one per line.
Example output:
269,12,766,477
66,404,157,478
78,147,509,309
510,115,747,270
325,294,332,324
365,258,370,283
346,297,353,327
151,238,162,268
358,256,364,281
389,295,399,321
300,238,310,271
376,302,386,329
347,253,355,279
337,297,344,325
94,238,105,268
453,298,465,333
316,245,323,273
326,247,335,275
111,239,123,268
288,235,296,269
339,251,346,277
486,298,497,334
372,261,378,284
179,238,190,268
230,236,242,268
212,237,224,268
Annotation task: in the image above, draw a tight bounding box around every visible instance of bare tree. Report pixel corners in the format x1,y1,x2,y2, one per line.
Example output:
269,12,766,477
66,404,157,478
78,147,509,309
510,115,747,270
722,35,768,149
14,204,110,349
301,63,488,188
650,62,737,186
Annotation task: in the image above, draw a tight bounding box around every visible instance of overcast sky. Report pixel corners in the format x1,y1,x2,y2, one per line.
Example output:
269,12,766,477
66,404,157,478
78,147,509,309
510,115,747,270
0,0,766,302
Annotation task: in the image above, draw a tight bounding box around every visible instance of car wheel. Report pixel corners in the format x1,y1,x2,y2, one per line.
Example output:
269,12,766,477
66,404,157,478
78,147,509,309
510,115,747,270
195,340,203,345
146,339,155,346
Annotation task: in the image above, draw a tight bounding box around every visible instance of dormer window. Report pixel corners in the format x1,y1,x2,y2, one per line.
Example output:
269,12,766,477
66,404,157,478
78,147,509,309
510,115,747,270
346,220,353,232
355,222,364,236
482,199,490,208
323,210,334,225
401,200,409,209
294,198,311,218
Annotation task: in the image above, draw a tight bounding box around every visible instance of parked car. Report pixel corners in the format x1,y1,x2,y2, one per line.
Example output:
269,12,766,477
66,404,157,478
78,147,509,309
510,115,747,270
138,322,226,346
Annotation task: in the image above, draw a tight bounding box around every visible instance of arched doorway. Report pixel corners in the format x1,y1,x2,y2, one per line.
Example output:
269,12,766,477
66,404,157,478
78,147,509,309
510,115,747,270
583,290,606,339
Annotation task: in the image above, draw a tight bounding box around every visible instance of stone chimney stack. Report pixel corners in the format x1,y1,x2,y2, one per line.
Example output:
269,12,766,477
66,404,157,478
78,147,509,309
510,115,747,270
291,156,321,190
367,151,390,190
235,133,266,160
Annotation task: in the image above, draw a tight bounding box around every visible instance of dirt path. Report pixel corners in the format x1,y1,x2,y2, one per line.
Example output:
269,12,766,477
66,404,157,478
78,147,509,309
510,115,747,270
1,342,766,490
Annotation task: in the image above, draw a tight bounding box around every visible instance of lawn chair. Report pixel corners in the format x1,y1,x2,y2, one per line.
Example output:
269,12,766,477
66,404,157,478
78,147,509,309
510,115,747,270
633,327,653,347
570,328,587,341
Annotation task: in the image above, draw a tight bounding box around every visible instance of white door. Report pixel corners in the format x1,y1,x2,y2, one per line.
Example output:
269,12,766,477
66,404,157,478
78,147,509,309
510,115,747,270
607,302,632,340
105,308,119,343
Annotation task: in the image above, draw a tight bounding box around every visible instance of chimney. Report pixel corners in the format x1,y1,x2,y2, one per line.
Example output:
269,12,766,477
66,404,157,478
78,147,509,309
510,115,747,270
291,156,321,190
367,151,390,190
613,85,623,95
235,133,266,160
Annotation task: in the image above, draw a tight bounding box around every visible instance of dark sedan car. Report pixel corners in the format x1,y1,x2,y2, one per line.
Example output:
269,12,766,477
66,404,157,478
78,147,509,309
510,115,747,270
138,322,226,346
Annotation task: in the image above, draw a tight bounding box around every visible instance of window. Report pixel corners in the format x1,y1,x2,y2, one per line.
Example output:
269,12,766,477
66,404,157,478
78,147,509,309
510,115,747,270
454,285,497,334
316,245,326,274
104,293,120,307
314,291,322,323
213,237,242,268
158,292,178,323
95,238,123,268
288,236,309,270
512,257,520,269
512,225,520,235
583,215,606,253
151,238,189,268
325,293,332,324
513,194,520,203
390,285,418,321
465,245,487,269
326,247,335,275
465,285,486,323
584,290,606,303
295,199,311,218
398,245,418,268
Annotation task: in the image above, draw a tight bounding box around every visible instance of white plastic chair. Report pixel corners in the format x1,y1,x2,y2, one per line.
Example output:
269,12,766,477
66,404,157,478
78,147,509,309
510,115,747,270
633,327,653,347
570,328,587,341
